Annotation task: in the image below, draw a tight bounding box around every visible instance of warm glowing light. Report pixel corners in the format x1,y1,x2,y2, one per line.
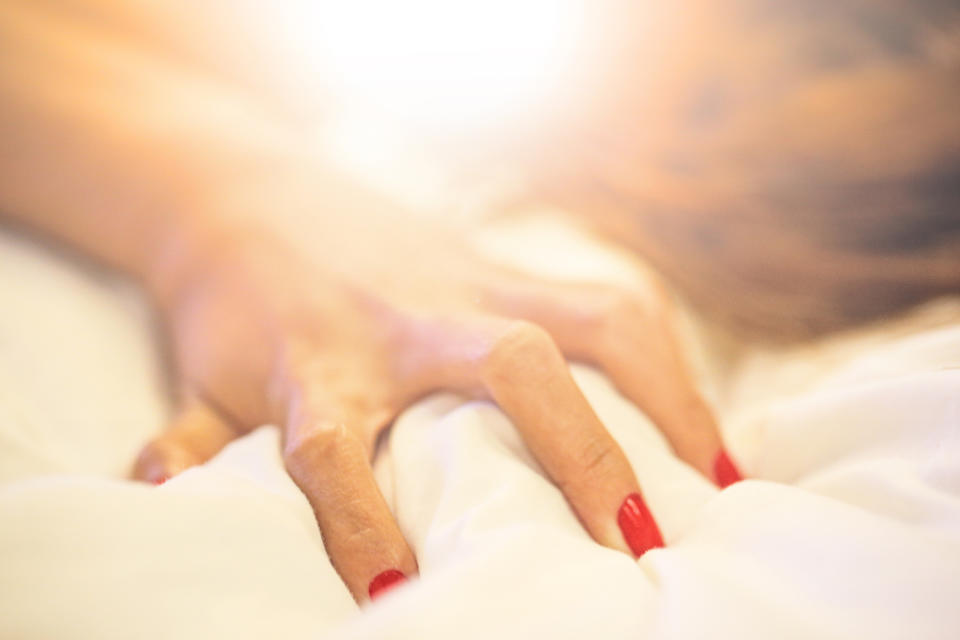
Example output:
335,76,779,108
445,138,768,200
309,0,584,131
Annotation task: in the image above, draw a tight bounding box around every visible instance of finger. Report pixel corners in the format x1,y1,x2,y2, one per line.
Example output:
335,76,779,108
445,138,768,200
414,316,664,558
482,274,743,487
132,396,238,485
281,377,417,603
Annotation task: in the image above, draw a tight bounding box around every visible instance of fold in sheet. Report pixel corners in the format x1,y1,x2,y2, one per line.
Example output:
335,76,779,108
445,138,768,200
1,226,959,639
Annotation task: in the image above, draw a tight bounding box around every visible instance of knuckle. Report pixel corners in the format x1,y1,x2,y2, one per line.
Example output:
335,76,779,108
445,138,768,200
337,523,381,554
283,421,357,469
595,288,645,332
491,320,554,358
578,288,635,355
569,435,624,486
589,286,671,358
482,320,557,378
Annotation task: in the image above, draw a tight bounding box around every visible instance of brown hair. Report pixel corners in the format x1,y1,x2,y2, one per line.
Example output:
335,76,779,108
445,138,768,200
532,0,960,339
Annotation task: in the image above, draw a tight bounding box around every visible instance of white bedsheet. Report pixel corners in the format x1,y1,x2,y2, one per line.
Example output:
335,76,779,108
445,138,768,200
1,222,959,639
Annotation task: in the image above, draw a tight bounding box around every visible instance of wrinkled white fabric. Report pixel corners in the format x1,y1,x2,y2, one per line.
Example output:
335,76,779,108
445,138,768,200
1,224,959,639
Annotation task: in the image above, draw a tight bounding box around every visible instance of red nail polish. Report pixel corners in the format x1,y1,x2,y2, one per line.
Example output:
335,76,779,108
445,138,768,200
368,569,407,600
713,449,743,488
618,493,664,557
152,475,170,486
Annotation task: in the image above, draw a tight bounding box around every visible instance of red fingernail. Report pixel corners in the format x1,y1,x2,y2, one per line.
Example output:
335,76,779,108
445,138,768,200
618,493,664,557
713,449,743,488
368,569,407,600
152,475,170,486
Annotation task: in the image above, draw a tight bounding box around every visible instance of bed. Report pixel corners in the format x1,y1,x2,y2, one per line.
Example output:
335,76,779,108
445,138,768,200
1,215,958,639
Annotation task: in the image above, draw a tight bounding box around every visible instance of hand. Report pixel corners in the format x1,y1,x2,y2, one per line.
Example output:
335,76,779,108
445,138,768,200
0,0,739,602
133,182,740,602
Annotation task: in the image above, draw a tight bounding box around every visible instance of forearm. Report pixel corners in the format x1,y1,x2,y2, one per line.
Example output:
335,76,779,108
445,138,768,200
0,0,302,291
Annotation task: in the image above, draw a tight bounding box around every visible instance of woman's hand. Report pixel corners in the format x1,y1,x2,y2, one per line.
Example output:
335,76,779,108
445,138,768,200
132,181,740,602
0,0,739,603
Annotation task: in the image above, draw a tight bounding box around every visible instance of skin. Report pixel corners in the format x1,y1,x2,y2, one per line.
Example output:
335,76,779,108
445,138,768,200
0,0,726,602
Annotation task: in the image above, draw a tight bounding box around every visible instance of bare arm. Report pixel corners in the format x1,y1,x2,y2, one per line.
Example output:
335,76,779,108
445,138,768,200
0,0,308,282
1,0,742,603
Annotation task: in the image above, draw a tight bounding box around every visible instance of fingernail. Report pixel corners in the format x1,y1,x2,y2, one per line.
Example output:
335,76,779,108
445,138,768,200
618,493,664,557
713,449,743,488
368,569,407,600
152,475,170,486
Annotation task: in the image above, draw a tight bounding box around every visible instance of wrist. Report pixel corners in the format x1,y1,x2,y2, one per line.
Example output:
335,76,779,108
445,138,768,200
136,206,235,313
134,155,319,313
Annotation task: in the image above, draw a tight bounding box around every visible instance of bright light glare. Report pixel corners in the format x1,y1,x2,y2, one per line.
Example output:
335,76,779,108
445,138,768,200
311,0,583,131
